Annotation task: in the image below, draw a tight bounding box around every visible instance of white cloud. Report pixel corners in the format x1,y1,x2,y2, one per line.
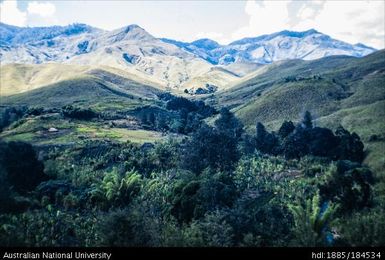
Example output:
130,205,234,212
0,0,27,26
297,5,317,20
0,1,57,27
232,0,291,41
233,0,384,49
27,1,56,17
311,1,384,48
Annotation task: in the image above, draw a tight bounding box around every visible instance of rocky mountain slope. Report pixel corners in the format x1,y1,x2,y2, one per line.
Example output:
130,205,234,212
0,23,214,89
1,23,376,92
162,29,376,65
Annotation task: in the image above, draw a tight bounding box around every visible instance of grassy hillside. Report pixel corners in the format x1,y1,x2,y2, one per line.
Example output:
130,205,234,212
0,63,165,97
217,50,385,177
0,113,164,145
181,66,239,91
1,65,164,107
0,65,169,146
0,63,90,96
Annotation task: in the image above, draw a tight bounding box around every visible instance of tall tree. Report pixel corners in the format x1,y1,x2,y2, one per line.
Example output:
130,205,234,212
183,120,241,174
278,120,295,139
0,141,47,195
215,108,243,139
302,111,313,129
255,122,279,154
334,126,364,162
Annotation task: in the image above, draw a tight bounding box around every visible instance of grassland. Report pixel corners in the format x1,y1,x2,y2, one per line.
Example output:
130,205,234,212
216,50,385,177
0,66,167,145
1,50,384,178
0,63,164,96
0,63,90,96
0,114,163,145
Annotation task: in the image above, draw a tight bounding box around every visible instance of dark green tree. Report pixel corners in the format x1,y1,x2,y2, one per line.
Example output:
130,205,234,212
282,127,310,159
278,120,295,139
320,160,374,212
334,126,364,162
256,122,267,141
307,127,339,157
255,122,279,154
148,112,156,126
302,111,313,129
183,123,240,174
0,141,47,195
215,108,243,139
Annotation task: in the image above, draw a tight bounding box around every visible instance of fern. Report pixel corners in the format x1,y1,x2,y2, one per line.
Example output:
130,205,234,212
288,191,338,246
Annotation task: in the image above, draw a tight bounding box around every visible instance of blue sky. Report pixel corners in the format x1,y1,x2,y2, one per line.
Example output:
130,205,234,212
1,0,384,48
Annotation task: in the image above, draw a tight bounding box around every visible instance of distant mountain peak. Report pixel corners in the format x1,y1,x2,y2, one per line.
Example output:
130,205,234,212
229,29,322,46
276,28,320,37
0,22,377,74
108,24,154,42
208,28,375,65
114,24,146,34
120,24,141,32
191,38,221,50
354,43,376,50
0,22,100,46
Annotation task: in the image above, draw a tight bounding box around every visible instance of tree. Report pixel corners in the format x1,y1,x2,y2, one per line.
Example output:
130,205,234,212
307,127,339,157
170,119,184,133
0,165,13,212
320,160,374,212
91,168,142,209
183,123,240,174
171,180,201,222
0,141,47,195
62,105,97,120
0,106,27,131
182,211,234,246
301,111,313,129
282,127,310,159
214,108,243,139
334,126,364,162
156,116,169,132
278,120,295,139
256,122,267,141
182,109,243,174
255,122,279,155
184,113,202,134
98,209,151,246
148,112,156,126
198,170,238,212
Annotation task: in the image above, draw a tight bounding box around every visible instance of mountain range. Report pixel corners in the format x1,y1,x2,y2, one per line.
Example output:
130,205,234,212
0,22,384,178
0,22,376,91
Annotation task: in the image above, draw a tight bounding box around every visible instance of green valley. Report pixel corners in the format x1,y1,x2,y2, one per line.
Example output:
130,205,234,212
0,20,384,248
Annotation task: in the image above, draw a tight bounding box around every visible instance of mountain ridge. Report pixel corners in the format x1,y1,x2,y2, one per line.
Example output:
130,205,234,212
0,22,378,91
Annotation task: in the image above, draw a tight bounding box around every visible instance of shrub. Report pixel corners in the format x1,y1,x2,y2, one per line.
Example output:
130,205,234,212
62,105,97,120
0,106,28,131
335,208,385,246
0,141,47,195
320,161,374,212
